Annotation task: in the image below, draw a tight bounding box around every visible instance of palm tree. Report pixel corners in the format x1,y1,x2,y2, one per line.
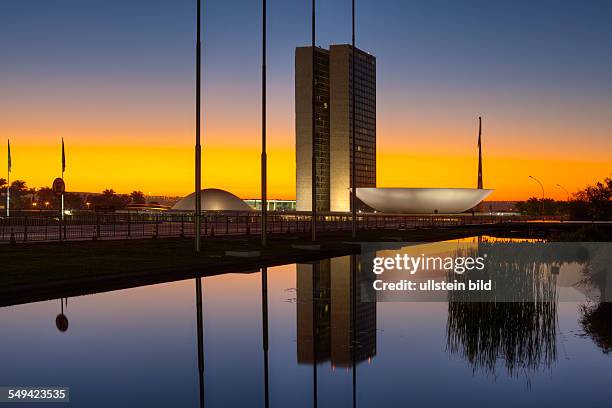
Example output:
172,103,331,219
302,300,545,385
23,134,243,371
10,180,27,191
7,180,29,209
101,189,115,198
36,187,59,209
130,190,146,204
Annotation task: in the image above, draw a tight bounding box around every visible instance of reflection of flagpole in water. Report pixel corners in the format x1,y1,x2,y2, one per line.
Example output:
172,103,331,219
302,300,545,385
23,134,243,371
351,255,357,408
56,298,69,333
261,268,270,408
312,262,318,408
195,278,205,408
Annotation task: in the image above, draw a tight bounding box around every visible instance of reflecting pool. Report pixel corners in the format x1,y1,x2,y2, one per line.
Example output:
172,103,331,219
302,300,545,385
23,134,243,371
1,238,611,407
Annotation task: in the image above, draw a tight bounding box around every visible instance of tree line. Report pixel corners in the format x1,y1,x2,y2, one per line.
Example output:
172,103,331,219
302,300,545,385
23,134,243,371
515,176,611,220
0,178,146,210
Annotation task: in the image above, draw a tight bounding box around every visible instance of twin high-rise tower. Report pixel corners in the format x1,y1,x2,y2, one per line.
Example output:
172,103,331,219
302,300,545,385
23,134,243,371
295,45,376,212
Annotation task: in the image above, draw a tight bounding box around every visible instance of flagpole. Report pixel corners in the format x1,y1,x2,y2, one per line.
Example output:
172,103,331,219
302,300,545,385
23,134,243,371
310,0,317,242
194,0,202,252
477,116,483,189
5,166,9,217
6,140,10,217
351,0,357,239
261,0,268,246
61,138,65,221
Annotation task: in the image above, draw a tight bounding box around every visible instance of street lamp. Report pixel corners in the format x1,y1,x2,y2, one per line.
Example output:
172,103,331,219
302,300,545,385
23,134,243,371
528,175,545,219
556,184,570,202
556,183,570,221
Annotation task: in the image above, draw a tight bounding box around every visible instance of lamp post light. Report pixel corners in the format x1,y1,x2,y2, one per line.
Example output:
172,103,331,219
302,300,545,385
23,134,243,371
556,183,570,221
528,175,545,219
556,184,570,202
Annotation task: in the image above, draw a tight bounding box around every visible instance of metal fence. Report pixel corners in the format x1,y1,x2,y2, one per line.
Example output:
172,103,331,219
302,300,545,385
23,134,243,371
0,211,540,244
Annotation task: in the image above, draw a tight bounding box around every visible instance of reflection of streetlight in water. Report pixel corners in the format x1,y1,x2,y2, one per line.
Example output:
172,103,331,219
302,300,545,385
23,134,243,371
56,298,69,333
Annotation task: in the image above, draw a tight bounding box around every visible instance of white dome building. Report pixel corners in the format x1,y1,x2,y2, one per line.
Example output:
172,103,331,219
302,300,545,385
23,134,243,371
171,188,254,212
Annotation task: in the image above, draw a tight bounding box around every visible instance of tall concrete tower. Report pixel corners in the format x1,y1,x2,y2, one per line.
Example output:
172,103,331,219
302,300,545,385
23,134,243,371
295,45,376,212
295,46,330,212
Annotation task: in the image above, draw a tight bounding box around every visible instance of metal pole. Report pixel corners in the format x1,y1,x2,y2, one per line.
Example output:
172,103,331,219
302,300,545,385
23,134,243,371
61,138,65,220
61,161,65,239
6,143,9,218
261,267,269,408
61,170,64,222
556,183,570,202
529,175,545,218
61,190,65,241
195,278,205,407
195,0,202,252
261,0,268,246
312,262,318,408
5,173,8,217
477,116,483,189
351,0,357,239
351,254,357,408
311,0,317,242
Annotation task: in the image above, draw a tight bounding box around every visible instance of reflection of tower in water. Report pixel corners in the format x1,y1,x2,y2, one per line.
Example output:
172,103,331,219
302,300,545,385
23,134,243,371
297,255,376,367
297,259,331,364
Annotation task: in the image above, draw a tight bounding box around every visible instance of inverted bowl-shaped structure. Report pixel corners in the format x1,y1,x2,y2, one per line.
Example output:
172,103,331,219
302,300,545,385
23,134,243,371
172,188,254,212
356,188,493,214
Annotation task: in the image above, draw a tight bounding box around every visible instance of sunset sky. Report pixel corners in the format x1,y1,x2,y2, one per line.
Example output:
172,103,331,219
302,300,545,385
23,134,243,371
1,0,611,201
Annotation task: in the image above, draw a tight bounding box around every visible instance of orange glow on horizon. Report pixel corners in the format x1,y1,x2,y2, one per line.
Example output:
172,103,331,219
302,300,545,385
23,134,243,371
1,141,609,202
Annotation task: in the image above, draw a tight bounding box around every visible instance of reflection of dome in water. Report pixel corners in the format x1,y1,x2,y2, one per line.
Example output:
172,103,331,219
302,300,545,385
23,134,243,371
56,314,69,332
171,188,254,212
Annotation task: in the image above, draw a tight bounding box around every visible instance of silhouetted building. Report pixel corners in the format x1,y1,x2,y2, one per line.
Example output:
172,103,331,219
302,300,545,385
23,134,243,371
296,45,376,212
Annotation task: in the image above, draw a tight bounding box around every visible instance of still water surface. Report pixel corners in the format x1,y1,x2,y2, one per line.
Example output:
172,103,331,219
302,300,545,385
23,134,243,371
1,238,611,407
